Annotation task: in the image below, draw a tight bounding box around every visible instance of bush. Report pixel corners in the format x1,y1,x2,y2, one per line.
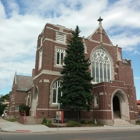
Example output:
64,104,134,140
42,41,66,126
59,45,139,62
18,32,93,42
67,121,81,127
87,120,95,124
80,120,86,124
0,104,7,115
42,118,52,126
136,120,140,125
19,104,30,116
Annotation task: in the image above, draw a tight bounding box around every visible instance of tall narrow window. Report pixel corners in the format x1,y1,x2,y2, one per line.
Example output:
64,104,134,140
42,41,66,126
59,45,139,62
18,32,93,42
52,80,62,104
40,35,44,47
91,48,111,83
56,48,66,66
38,49,42,70
94,95,99,108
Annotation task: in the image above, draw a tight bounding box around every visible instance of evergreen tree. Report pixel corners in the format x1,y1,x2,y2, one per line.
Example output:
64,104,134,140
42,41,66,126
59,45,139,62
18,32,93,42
60,26,93,122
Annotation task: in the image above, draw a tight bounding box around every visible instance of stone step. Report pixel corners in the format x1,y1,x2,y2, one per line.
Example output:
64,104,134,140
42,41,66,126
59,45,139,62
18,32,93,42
26,117,37,124
113,119,133,126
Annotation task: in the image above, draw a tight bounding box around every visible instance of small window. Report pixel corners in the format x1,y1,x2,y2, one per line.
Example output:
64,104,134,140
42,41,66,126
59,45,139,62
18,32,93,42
56,48,66,66
40,35,44,47
15,105,19,111
56,32,66,43
94,95,99,108
38,49,42,70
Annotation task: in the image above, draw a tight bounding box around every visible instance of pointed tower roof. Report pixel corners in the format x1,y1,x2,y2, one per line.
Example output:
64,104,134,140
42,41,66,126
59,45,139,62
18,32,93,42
88,17,113,46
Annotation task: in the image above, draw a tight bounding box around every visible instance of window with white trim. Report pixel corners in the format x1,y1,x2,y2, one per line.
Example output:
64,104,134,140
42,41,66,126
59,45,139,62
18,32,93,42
52,80,62,104
40,35,44,47
56,48,66,66
91,49,111,83
15,105,19,111
56,32,66,43
38,49,42,70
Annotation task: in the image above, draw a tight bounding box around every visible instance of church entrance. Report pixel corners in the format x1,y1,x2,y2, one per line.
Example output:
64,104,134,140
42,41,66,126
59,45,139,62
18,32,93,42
111,90,130,121
113,95,120,118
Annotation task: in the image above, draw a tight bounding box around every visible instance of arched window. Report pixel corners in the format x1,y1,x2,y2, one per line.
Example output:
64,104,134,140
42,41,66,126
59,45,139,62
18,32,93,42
91,48,111,83
52,80,62,104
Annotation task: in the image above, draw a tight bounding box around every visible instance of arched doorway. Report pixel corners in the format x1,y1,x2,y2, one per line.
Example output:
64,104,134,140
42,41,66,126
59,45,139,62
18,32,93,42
113,96,120,118
111,90,130,122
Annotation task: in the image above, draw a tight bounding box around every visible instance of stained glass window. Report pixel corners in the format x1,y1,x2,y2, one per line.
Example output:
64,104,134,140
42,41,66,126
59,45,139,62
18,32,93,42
91,49,111,83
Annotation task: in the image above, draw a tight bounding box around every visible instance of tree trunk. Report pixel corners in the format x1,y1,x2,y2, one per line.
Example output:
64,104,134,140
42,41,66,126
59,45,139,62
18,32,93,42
77,110,81,123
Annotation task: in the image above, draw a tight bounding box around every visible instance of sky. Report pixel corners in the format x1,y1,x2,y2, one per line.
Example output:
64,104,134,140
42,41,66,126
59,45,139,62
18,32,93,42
0,0,140,99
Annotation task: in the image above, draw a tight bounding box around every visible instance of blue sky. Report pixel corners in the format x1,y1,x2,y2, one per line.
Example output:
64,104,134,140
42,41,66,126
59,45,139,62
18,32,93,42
0,0,140,99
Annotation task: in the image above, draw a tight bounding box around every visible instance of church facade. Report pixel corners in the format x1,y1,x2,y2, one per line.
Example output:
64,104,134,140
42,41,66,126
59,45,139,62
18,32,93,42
8,18,138,125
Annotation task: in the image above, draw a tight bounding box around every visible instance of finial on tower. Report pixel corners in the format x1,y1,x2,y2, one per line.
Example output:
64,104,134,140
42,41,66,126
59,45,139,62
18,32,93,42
97,17,103,25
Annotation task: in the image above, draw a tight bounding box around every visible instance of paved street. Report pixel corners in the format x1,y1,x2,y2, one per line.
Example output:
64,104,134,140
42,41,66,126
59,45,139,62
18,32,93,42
0,130,140,140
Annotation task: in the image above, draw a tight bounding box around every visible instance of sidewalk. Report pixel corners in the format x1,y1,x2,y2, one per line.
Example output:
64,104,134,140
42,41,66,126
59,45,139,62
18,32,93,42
0,117,140,133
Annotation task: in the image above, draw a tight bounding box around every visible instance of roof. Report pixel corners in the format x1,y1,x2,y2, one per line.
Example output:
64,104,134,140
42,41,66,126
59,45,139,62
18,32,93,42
87,18,113,46
16,75,33,91
137,100,140,105
122,59,129,64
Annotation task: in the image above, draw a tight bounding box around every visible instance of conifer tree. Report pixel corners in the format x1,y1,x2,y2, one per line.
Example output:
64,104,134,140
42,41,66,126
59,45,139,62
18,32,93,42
60,26,93,122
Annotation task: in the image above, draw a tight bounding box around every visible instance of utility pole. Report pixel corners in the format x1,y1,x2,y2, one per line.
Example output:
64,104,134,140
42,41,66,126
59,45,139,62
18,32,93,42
57,103,60,131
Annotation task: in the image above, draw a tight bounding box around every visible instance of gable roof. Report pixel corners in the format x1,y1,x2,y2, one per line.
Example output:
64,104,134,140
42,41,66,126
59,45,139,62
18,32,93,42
15,75,33,92
87,17,113,46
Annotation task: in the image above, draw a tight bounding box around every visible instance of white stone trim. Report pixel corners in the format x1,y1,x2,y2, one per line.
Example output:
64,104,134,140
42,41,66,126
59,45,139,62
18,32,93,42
44,79,50,83
36,108,111,112
92,110,111,112
34,69,61,80
94,94,99,108
44,38,67,45
109,86,128,89
88,39,113,46
56,31,66,43
129,111,135,113
99,92,104,95
83,37,88,54
37,108,58,110
93,85,105,88
46,26,72,34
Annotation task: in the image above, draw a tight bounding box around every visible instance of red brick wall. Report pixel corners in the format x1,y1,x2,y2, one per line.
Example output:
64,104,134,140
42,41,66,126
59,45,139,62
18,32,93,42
29,23,138,124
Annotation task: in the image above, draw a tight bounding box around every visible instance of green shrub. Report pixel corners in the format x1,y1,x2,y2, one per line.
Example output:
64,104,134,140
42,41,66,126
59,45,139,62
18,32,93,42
80,120,86,124
87,120,95,124
136,120,140,125
42,118,52,126
67,121,81,127
19,104,30,116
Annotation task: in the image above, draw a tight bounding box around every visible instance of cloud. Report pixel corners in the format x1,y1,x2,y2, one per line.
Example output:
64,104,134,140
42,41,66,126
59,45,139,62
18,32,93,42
134,77,140,80
111,33,140,51
0,0,140,95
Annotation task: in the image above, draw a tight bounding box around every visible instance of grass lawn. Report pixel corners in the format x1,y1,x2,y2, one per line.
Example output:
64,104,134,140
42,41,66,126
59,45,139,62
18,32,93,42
4,118,18,122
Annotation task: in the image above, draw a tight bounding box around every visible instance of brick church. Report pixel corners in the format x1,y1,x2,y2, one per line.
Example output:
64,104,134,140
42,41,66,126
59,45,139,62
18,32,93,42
8,18,138,125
